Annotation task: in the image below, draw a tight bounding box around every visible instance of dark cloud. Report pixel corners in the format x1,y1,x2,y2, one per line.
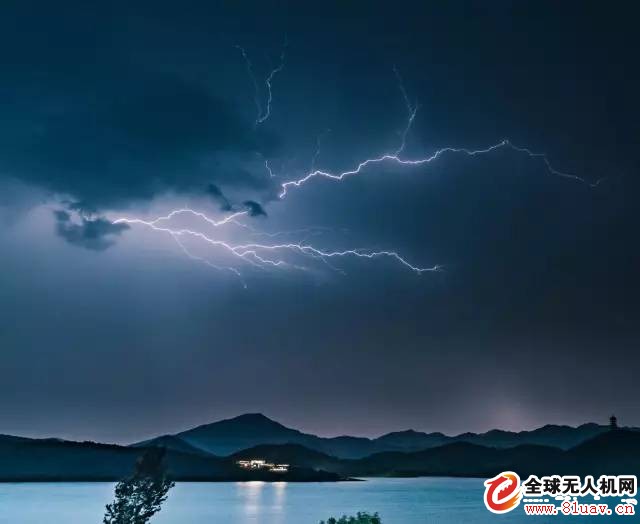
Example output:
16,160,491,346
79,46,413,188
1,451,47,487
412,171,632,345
206,184,269,218
206,184,233,212
0,4,281,210
65,201,97,216
53,208,129,251
243,200,267,217
0,73,280,209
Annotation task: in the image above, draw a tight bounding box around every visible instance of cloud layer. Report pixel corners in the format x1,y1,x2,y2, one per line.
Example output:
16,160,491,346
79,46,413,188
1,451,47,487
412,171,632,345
0,4,280,212
53,209,129,251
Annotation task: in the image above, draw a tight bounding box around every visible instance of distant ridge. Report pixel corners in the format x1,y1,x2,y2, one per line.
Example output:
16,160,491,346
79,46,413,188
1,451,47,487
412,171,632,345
133,413,637,459
132,435,211,456
0,433,340,482
228,430,640,478
1,416,639,481
142,413,376,459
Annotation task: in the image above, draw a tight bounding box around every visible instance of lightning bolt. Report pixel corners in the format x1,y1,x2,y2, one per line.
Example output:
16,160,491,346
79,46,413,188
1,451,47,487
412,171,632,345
171,232,247,288
114,61,603,286
249,226,336,239
392,66,418,156
237,41,287,127
113,209,438,285
256,42,286,125
235,45,262,124
279,139,604,198
310,129,331,172
277,66,603,198
264,159,276,178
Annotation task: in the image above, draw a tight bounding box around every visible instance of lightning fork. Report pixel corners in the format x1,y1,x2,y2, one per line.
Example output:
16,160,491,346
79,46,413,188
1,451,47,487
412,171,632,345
236,41,287,127
255,41,287,125
278,139,604,198
113,60,602,284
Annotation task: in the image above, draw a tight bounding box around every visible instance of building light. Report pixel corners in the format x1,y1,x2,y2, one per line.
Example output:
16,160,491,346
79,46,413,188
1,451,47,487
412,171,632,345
236,459,289,473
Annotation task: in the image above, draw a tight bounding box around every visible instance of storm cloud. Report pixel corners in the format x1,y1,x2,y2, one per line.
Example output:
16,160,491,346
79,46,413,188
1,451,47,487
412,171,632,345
206,184,233,212
0,1,639,443
243,200,267,217
53,209,129,251
0,2,280,211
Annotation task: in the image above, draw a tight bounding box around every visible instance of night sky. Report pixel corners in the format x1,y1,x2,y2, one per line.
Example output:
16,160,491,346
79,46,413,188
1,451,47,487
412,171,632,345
1,1,638,443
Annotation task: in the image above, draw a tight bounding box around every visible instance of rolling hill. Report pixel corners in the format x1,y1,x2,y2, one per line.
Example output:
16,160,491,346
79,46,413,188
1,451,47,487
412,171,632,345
142,413,378,459
228,430,640,478
134,413,633,458
2,415,637,481
0,434,340,482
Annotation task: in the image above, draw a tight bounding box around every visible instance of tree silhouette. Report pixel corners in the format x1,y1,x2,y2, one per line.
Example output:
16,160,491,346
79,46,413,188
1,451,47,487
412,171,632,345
103,447,175,524
319,512,382,524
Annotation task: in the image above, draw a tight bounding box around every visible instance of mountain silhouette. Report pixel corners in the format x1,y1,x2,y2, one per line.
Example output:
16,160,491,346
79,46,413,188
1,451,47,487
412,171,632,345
1,415,638,481
141,413,376,458
135,413,633,458
227,431,640,478
0,433,340,482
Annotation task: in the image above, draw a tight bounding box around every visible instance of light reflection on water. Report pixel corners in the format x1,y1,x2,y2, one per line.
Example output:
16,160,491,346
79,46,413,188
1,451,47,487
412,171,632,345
239,481,266,520
0,478,622,524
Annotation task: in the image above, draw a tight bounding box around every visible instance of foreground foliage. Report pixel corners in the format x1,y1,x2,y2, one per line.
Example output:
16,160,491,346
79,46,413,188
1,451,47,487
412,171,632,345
319,512,382,524
103,448,175,524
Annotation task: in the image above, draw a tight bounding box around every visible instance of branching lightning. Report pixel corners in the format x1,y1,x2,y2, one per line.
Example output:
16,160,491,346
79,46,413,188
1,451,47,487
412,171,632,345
114,209,438,285
310,129,331,172
114,56,603,286
279,140,604,198
237,41,287,126
235,45,262,124
392,66,418,156
171,232,247,288
256,43,286,125
264,159,276,178
278,67,603,198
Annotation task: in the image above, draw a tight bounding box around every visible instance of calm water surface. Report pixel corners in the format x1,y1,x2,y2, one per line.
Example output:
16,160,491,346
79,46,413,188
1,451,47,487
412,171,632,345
0,478,622,523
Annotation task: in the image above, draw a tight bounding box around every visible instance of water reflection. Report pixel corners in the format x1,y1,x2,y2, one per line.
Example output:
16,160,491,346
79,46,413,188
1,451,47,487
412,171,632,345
273,482,288,514
237,481,265,520
235,481,287,523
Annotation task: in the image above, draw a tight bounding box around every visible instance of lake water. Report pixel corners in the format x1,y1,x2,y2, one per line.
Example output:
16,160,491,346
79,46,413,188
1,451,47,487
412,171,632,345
0,478,624,523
